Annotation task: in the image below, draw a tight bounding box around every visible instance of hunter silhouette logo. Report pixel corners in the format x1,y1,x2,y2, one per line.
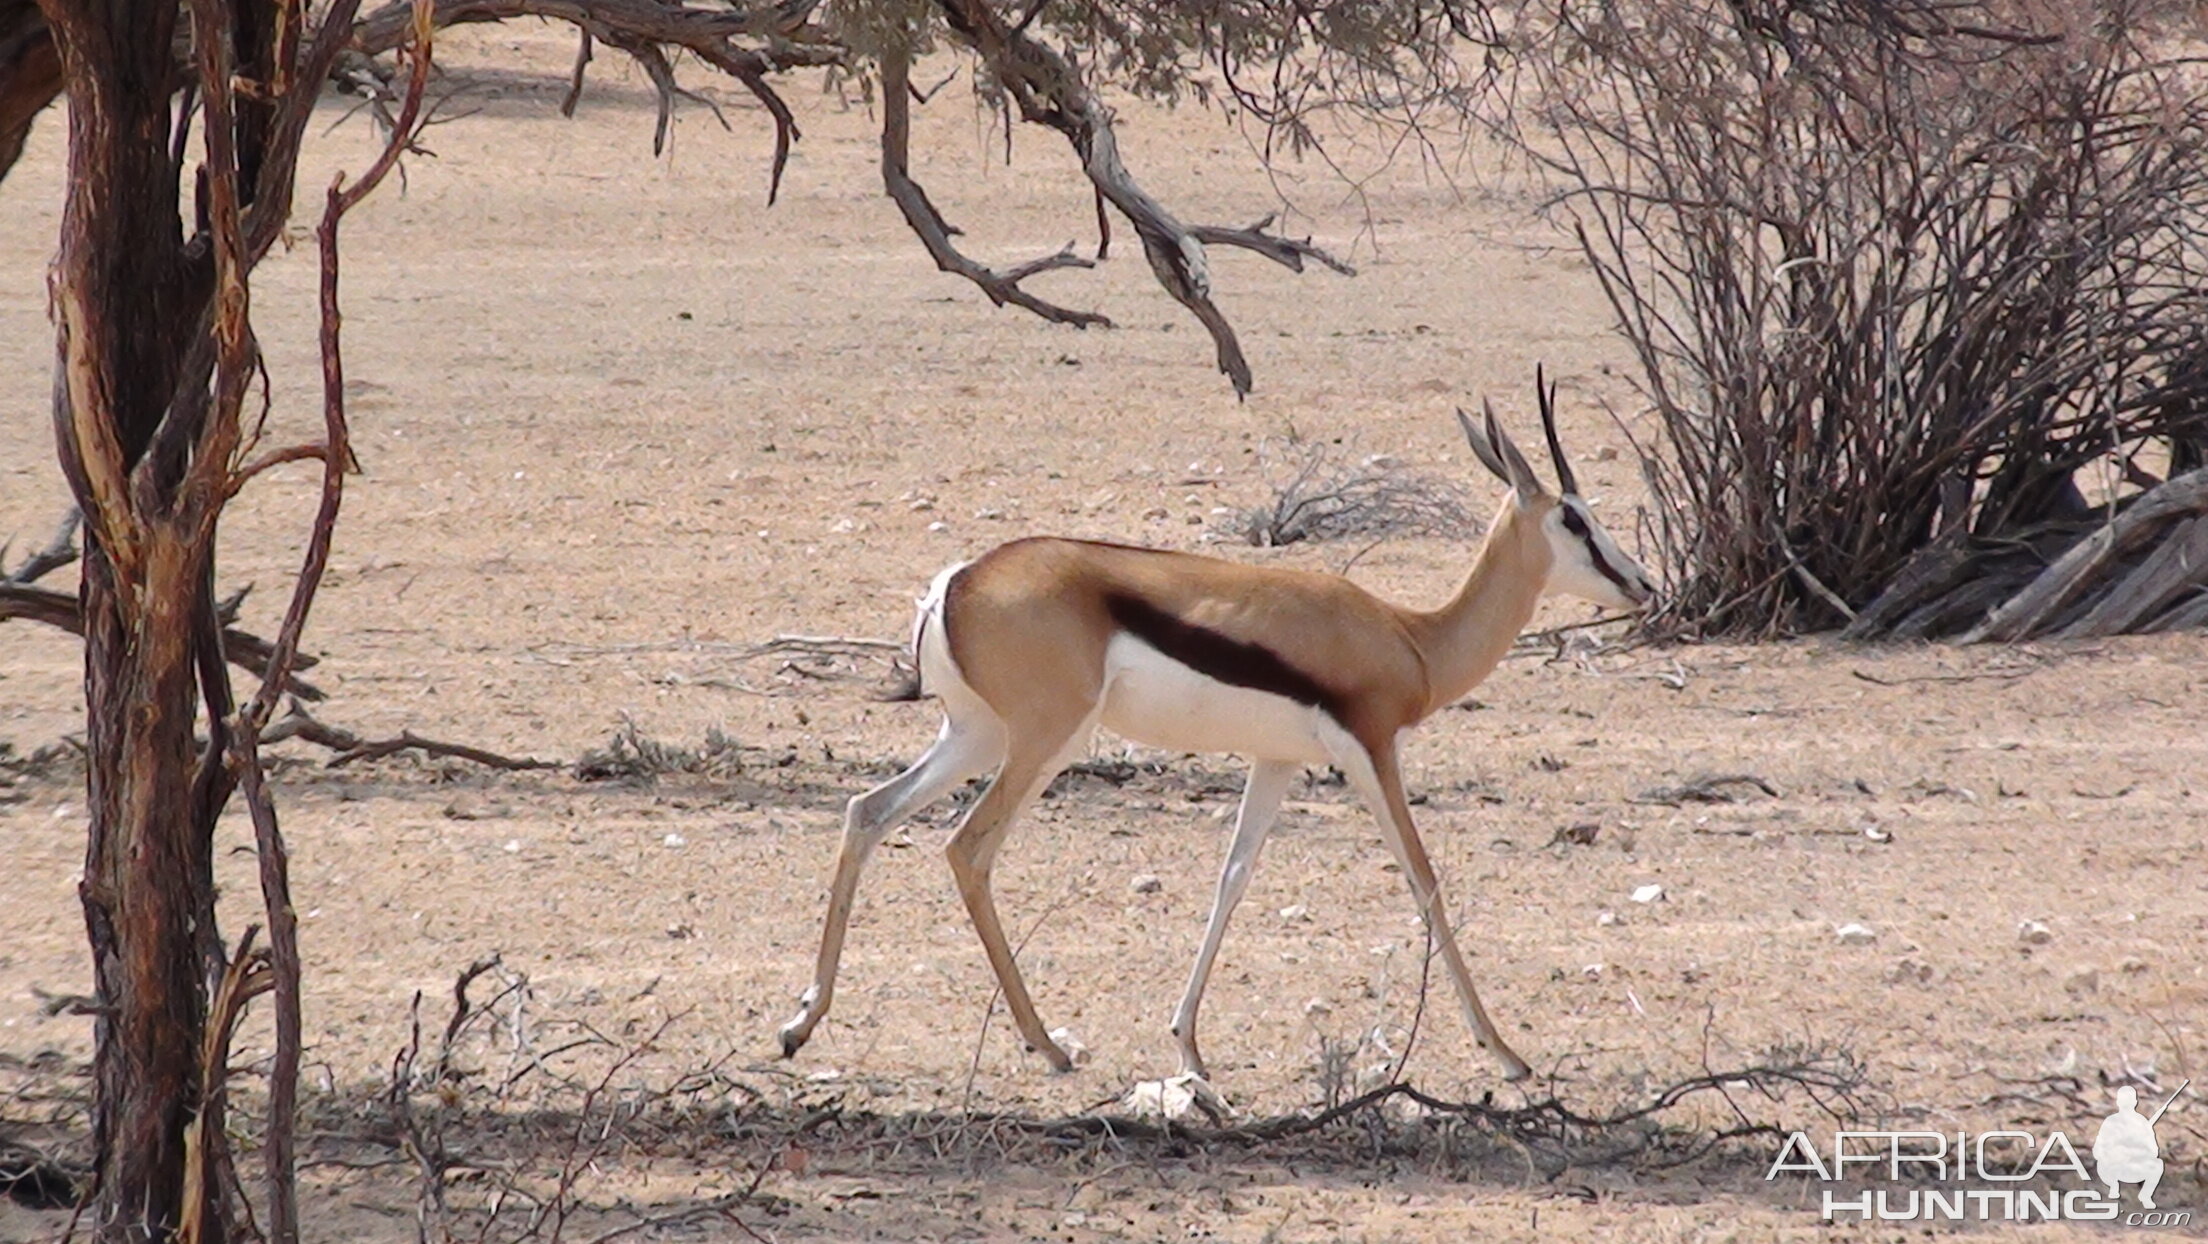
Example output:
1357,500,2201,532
2094,1084,2174,1210
1768,1077,2191,1227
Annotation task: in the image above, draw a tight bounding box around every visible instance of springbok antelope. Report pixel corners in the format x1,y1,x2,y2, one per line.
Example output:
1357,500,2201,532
778,378,1657,1083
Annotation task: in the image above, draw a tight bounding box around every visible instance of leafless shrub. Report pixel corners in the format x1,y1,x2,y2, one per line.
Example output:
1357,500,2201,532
1505,0,2208,637
574,717,746,783
1216,438,1482,547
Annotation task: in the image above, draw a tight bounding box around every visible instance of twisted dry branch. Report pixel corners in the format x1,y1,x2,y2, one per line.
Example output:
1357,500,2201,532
879,42,1107,328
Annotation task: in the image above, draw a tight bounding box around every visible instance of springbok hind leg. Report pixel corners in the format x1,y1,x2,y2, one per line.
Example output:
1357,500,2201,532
943,720,1091,1072
779,720,1003,1057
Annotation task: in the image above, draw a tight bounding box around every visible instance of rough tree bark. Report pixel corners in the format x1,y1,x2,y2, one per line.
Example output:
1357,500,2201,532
34,2,412,1239
41,3,225,1237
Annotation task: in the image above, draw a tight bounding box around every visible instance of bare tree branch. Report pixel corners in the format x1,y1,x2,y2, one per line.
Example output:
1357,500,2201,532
931,0,1350,396
879,43,1108,329
0,581,329,701
3,508,79,585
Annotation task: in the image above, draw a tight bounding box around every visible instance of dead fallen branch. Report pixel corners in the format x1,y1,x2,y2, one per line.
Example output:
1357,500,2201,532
0,581,326,701
262,703,561,770
1631,774,1780,806
1850,666,2037,687
981,1047,1866,1173
1,508,78,585
1965,469,2208,642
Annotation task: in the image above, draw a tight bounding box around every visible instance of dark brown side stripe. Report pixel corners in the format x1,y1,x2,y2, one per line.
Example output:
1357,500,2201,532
1104,592,1351,725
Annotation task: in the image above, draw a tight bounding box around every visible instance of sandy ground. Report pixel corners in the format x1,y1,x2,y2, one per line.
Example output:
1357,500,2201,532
3,25,2205,1243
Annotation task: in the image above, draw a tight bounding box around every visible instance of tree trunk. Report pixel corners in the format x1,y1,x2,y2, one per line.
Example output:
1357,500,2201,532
40,3,227,1239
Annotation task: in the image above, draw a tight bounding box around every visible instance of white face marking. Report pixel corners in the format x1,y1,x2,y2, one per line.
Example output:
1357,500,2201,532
1098,635,1335,764
1541,498,1655,609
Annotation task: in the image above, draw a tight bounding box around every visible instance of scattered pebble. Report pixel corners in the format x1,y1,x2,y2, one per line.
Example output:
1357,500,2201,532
1303,998,1331,1017
926,520,949,533
1886,957,1936,984
1581,963,1605,978
663,832,687,848
2018,919,2054,945
502,839,521,853
1630,884,1666,904
1863,825,1892,843
1834,922,1877,946
1597,911,1623,928
1278,904,1309,922
2063,967,2100,995
1131,874,1162,894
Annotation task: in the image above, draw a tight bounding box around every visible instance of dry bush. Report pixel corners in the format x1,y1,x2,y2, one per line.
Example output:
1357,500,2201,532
1505,0,2208,637
574,717,747,783
1216,438,1482,547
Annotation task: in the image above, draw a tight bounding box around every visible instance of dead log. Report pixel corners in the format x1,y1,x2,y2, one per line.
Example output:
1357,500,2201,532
2058,515,2208,638
1965,468,2208,642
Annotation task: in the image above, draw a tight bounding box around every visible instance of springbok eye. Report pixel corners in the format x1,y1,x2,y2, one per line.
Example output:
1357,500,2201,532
1559,506,1592,539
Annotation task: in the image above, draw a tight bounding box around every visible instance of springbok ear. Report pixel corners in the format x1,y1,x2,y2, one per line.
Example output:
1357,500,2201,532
1457,403,1512,484
1483,405,1546,501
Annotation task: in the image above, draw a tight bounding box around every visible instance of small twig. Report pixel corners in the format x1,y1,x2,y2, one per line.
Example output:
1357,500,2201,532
1631,774,1781,806
1850,666,2039,687
3,509,80,585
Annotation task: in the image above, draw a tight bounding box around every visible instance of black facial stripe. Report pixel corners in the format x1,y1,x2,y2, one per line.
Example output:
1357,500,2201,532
1104,592,1351,725
1560,505,1638,592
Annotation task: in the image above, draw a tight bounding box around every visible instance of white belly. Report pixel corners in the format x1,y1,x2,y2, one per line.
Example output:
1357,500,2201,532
1097,634,1334,763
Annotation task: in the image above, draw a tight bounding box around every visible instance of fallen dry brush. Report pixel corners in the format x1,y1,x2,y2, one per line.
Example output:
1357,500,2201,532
1505,0,2208,638
300,963,1875,1241
1216,437,1482,547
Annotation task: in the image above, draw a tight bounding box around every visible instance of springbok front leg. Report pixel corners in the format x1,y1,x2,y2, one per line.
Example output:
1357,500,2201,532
942,717,1096,1072
1337,737,1533,1081
778,720,1004,1057
1169,758,1295,1080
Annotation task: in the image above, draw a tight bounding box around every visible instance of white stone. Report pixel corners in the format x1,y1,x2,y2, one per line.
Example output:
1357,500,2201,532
1630,884,1666,904
1834,922,1877,945
1048,1026,1091,1066
2018,919,2054,945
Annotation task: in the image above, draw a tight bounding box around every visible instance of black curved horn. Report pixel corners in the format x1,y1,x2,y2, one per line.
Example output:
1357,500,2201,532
1536,364,1579,496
